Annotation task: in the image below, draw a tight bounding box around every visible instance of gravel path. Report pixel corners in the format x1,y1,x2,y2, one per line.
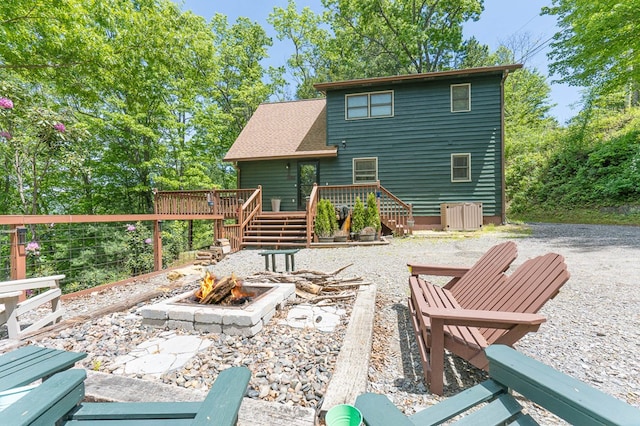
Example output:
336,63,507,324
7,223,640,423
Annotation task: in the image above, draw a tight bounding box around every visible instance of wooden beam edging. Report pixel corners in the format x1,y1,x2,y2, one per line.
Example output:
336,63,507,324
319,283,377,419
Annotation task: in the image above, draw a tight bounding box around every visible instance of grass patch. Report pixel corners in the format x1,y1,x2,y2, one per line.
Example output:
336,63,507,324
509,205,640,226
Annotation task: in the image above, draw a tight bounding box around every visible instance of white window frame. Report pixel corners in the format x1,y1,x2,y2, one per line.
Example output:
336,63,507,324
451,83,471,112
353,157,378,183
451,153,471,182
345,91,394,120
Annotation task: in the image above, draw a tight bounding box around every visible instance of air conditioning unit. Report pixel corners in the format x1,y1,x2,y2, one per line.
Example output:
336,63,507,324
440,202,483,231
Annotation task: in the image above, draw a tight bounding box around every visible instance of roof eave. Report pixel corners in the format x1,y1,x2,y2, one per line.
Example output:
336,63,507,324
313,64,524,92
224,148,338,163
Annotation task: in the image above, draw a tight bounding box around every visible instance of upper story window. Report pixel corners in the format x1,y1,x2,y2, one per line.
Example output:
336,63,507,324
451,83,471,112
346,91,393,119
353,157,378,183
451,153,471,182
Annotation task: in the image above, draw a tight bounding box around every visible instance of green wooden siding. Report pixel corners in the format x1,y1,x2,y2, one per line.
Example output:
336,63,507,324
240,158,339,212
240,160,297,211
323,74,504,217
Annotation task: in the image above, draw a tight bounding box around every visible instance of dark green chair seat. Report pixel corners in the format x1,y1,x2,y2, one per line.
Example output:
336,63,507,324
63,366,251,426
355,345,640,425
0,345,87,392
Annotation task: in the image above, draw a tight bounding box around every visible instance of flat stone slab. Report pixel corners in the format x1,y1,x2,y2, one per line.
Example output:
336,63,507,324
112,333,211,377
283,305,346,332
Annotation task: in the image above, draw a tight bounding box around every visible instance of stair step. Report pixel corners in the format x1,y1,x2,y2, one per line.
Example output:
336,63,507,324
243,236,306,242
245,233,306,238
249,222,306,229
242,242,308,248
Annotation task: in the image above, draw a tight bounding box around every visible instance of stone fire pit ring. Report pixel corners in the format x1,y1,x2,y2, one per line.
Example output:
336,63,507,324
139,283,295,337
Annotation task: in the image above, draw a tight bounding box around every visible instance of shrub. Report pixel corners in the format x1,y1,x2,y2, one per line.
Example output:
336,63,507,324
351,197,366,233
314,199,337,238
365,193,381,231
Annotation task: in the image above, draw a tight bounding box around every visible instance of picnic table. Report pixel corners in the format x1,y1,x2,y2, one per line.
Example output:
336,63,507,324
259,249,300,272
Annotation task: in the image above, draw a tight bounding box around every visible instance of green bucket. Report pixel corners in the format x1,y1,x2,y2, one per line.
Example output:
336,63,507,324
325,404,363,426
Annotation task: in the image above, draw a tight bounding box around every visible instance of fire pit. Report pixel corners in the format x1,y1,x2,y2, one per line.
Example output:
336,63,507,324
139,272,295,337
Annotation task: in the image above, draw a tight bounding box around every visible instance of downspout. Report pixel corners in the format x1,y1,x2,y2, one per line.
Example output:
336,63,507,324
500,70,509,225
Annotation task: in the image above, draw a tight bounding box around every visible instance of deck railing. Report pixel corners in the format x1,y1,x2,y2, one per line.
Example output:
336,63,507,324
154,183,411,248
316,182,413,235
154,188,261,252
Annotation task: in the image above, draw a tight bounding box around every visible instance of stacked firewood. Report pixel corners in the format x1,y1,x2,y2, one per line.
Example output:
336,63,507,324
243,263,369,304
194,247,224,266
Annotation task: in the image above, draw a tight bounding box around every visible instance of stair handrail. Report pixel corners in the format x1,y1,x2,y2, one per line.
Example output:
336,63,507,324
306,183,319,246
377,184,413,234
240,186,262,229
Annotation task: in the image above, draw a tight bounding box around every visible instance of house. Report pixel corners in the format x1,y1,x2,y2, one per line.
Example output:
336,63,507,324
224,64,522,229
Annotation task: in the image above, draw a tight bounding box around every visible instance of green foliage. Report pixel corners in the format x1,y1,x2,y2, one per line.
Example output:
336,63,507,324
314,198,337,238
364,193,381,232
544,0,640,103
123,222,154,276
351,197,366,234
270,0,484,99
0,0,280,216
508,107,640,216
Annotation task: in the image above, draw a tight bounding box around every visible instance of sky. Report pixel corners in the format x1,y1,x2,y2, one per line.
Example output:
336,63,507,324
176,0,582,124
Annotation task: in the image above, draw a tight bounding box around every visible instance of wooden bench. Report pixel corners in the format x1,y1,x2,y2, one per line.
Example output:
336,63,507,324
1,275,66,340
259,249,300,272
0,345,87,392
62,366,251,425
355,345,640,425
1,368,86,426
409,252,570,395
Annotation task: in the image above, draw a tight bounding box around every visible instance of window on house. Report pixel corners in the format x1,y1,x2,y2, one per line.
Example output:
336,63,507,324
346,91,393,119
451,83,471,112
353,157,378,183
451,153,471,182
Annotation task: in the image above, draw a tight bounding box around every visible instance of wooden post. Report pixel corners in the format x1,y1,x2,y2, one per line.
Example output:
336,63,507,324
153,220,163,271
10,225,27,281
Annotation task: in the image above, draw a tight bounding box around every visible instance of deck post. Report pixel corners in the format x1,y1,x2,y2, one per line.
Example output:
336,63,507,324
153,220,163,271
9,225,27,281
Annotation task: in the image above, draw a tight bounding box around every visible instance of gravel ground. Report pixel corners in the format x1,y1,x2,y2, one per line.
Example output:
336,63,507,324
6,223,640,423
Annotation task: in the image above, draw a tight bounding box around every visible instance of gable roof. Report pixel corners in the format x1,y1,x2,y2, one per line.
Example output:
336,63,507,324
224,98,336,162
313,64,523,92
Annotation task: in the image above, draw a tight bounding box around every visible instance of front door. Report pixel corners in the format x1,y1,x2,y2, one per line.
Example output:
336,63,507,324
297,161,319,210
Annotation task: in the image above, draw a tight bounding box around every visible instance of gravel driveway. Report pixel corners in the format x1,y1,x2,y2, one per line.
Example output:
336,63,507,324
341,222,640,422
257,222,639,420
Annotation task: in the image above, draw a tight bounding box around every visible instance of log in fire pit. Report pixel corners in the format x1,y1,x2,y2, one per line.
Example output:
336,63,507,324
193,271,256,305
140,271,295,337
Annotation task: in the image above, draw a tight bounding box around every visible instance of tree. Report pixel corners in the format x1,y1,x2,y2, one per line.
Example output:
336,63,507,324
269,1,332,99
544,0,640,105
322,0,484,75
1,0,281,215
270,0,485,98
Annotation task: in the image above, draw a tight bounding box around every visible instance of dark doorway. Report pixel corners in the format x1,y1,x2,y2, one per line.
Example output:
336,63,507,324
297,161,319,210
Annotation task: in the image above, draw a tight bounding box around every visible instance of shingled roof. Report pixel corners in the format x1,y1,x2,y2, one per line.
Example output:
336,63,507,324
224,98,336,162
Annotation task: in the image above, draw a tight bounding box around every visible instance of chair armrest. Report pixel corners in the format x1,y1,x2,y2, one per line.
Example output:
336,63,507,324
422,307,546,328
407,264,469,277
2,369,86,426
487,345,640,425
355,393,415,426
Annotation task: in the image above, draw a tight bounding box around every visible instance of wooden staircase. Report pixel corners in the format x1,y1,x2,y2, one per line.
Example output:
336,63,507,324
242,212,308,248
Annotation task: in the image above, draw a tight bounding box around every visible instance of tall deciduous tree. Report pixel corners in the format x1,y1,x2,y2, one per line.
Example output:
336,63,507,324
322,0,484,75
1,0,280,215
544,0,640,105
